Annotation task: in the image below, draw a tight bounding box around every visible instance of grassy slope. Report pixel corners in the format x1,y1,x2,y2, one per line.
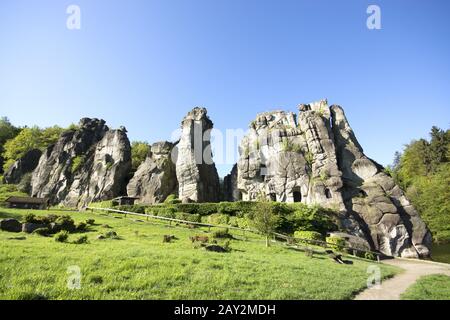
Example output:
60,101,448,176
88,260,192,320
401,274,450,300
0,208,399,300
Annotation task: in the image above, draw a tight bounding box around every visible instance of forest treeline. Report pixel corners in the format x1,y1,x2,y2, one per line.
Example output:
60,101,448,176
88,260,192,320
387,126,450,244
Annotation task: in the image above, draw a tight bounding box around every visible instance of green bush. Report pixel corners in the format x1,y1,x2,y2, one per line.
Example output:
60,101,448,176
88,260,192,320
175,212,201,223
86,219,95,225
326,236,346,251
24,213,37,223
25,213,60,225
280,204,337,234
364,252,376,261
164,194,181,205
206,213,230,225
73,235,89,244
212,228,233,239
54,231,69,242
293,230,324,244
76,222,87,231
117,204,146,214
55,215,76,232
235,217,250,229
89,200,114,208
71,155,85,174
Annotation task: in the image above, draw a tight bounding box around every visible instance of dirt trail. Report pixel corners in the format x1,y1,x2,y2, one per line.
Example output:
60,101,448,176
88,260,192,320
354,258,450,300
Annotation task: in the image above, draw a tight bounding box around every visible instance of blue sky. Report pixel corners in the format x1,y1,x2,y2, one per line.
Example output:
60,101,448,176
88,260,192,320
1,0,449,177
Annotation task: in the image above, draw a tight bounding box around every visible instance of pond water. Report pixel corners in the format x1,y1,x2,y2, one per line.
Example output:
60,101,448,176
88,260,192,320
431,243,450,264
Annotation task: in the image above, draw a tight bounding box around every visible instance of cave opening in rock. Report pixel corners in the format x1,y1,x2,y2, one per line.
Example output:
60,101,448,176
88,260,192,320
325,188,332,199
260,164,267,181
293,189,302,202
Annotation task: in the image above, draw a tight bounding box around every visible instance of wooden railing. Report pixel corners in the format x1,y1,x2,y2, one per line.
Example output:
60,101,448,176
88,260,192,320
85,206,382,262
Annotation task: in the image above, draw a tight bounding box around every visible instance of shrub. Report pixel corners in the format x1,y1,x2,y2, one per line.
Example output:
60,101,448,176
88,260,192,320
364,252,376,261
104,231,119,239
157,207,176,219
86,219,95,225
212,228,233,239
55,215,76,232
76,222,87,231
32,227,50,236
73,235,89,244
54,231,69,242
233,201,257,217
117,205,146,214
235,217,250,229
164,194,181,205
280,204,337,234
71,155,85,173
24,213,37,223
207,213,230,225
217,202,239,215
293,230,324,244
175,212,201,223
326,236,346,251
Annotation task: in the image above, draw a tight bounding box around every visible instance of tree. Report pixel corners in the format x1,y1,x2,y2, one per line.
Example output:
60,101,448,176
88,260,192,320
251,193,280,247
0,117,20,174
131,141,150,171
2,125,63,172
392,125,450,244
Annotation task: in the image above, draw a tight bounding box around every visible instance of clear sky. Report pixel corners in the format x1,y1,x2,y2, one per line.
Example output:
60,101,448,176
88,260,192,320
1,0,449,177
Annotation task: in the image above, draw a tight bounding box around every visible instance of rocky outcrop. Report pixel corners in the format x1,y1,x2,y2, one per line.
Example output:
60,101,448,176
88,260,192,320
223,164,238,201
235,100,431,258
330,105,432,258
175,108,220,203
127,141,178,204
4,149,42,184
30,118,131,208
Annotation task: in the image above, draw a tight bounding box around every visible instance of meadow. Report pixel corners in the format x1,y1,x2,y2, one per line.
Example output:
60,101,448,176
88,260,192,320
0,208,400,300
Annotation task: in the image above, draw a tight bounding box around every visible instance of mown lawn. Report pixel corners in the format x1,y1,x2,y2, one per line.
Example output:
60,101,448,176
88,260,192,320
0,208,399,300
401,274,450,300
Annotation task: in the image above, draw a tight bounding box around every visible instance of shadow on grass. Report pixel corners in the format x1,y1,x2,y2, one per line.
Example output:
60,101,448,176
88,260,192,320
0,210,24,220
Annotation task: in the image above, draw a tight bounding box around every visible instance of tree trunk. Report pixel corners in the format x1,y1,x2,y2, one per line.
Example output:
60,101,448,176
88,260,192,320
266,235,269,247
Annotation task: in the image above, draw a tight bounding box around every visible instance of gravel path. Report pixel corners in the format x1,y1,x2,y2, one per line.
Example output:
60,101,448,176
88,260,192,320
354,258,450,300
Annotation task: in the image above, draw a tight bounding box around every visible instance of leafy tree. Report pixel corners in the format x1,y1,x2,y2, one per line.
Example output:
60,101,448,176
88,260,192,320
393,126,450,243
131,141,150,171
251,193,280,247
2,125,63,172
0,117,20,174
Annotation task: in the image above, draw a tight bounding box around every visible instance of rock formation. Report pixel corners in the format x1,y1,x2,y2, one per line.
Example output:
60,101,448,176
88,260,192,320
175,107,220,203
4,149,42,184
30,118,131,208
127,141,178,204
223,164,238,201
330,105,431,258
235,99,431,258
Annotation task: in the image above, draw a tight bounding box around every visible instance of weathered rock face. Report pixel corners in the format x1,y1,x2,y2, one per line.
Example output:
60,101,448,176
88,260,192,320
127,141,178,204
330,105,432,258
4,149,42,184
175,107,220,203
30,118,131,208
235,100,431,258
223,164,238,201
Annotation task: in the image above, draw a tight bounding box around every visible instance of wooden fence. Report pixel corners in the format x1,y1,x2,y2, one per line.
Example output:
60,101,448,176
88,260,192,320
85,206,382,262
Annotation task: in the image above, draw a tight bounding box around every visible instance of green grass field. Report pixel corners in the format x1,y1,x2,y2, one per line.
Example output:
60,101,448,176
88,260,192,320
401,274,450,300
0,208,400,300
